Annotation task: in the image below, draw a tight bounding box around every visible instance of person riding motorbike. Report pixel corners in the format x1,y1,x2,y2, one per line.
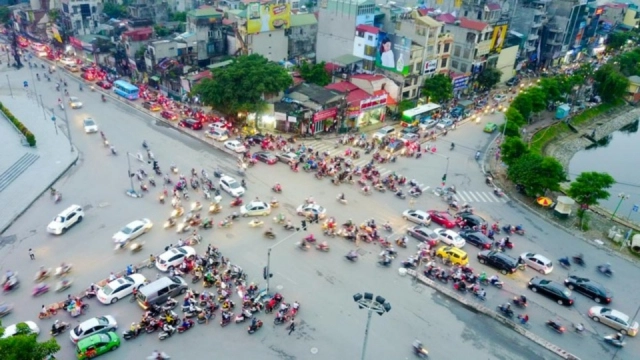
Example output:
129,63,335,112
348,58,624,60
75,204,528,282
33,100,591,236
499,302,511,313
396,236,407,247
517,295,527,306
37,266,48,280
518,314,529,324
52,320,65,334
413,339,426,353
274,183,282,192
130,322,141,336
361,185,371,194
346,250,358,261
162,322,175,335
489,275,500,285
339,193,345,201
40,305,48,317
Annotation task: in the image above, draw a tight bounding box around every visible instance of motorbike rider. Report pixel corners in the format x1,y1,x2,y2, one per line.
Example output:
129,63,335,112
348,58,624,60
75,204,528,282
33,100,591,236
51,320,64,334
162,322,175,336
130,322,141,336
517,295,527,306
41,305,48,317
273,183,282,192
396,236,407,247
518,314,529,324
338,193,346,201
38,266,48,280
126,264,136,275
413,339,425,353
180,317,191,330
361,185,371,194
221,311,231,324
500,302,511,313
489,275,500,285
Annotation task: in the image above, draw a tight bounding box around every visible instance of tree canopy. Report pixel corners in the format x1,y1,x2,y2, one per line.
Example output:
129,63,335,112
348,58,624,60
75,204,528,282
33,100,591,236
102,3,128,18
510,93,534,121
501,137,529,166
615,48,640,76
172,11,187,22
606,32,630,51
0,322,60,360
505,107,526,127
476,67,502,90
567,171,615,208
507,153,566,196
194,54,293,117
298,61,331,86
421,74,453,104
0,7,10,23
593,64,630,103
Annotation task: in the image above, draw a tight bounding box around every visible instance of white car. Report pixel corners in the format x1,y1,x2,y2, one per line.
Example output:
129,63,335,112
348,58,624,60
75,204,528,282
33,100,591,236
155,246,196,272
205,128,229,141
402,209,431,226
519,252,554,274
240,201,271,217
69,96,83,109
70,316,118,343
434,228,466,248
60,57,76,66
400,133,420,144
83,118,98,133
1,321,40,338
219,175,245,197
493,94,508,103
296,204,327,219
224,140,246,153
112,218,153,244
97,274,148,304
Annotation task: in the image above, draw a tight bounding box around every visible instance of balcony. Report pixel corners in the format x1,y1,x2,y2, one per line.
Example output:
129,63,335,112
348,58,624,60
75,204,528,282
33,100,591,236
528,33,539,41
547,37,562,46
548,27,563,33
524,43,536,52
531,21,542,28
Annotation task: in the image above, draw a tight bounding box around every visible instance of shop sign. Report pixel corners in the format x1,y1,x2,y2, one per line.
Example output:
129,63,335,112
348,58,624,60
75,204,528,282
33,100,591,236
275,112,286,121
313,108,338,122
452,76,469,91
424,59,438,75
360,94,387,111
287,116,297,123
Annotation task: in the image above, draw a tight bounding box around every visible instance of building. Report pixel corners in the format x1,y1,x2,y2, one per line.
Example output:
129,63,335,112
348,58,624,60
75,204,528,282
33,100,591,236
288,13,318,61
128,0,169,23
316,0,377,64
185,8,227,65
285,83,344,134
622,3,640,30
227,2,289,62
440,16,493,76
510,0,549,70
60,0,101,36
540,0,590,66
627,75,640,104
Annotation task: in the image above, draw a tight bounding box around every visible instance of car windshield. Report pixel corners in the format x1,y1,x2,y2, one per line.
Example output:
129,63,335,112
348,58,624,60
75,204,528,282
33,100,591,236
84,119,95,126
562,288,571,297
54,216,64,223
73,326,82,336
120,226,133,235
102,284,115,295
228,181,240,189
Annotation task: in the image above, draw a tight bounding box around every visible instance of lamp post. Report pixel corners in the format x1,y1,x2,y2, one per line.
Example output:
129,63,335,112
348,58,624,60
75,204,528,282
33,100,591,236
353,292,391,360
125,152,137,194
611,192,629,220
263,220,305,294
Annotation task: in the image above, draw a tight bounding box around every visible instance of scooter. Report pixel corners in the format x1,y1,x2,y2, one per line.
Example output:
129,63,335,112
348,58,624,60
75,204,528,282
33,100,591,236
177,319,195,333
50,322,70,336
597,264,613,277
546,320,565,333
247,319,264,334
55,279,73,292
604,334,625,347
158,327,176,340
55,264,73,277
34,268,52,282
496,305,514,318
32,283,50,296
235,309,253,323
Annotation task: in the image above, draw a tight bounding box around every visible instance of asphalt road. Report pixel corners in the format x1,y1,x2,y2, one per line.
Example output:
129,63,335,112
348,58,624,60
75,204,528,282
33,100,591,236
0,63,553,360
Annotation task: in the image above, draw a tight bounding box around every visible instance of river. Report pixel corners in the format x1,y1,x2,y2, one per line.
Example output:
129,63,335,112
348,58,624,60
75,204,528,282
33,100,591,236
568,119,640,221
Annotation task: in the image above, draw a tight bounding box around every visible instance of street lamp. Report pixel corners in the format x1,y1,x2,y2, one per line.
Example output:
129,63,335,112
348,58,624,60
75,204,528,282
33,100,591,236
611,192,630,220
353,292,391,360
263,220,305,294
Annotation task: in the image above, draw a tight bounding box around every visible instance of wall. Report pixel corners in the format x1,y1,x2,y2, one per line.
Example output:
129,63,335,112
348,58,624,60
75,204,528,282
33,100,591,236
496,44,518,82
248,29,288,62
316,1,360,63
289,24,318,59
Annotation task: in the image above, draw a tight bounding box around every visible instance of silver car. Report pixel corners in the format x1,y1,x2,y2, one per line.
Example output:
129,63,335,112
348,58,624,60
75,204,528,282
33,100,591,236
519,252,553,274
588,306,639,336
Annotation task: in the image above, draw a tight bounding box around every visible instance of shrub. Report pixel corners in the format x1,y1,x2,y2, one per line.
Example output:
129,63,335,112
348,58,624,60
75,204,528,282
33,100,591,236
0,101,36,147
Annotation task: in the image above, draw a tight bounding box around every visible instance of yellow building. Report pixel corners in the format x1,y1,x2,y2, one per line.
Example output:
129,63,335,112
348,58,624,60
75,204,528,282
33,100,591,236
623,7,640,30
627,75,640,103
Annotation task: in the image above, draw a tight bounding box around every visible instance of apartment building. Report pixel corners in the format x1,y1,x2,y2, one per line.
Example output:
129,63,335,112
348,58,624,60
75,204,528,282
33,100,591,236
440,16,493,76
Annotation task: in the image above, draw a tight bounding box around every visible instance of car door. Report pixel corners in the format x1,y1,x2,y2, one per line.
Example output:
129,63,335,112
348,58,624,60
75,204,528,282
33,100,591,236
131,224,143,239
118,282,132,298
66,211,77,227
220,179,229,192
580,284,596,298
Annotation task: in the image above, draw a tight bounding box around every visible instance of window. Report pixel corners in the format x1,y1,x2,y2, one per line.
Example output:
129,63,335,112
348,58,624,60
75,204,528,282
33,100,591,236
440,58,447,68
427,45,434,54
437,44,441,53
451,60,459,69
460,63,467,73
364,45,376,57
444,43,450,53
367,35,373,41
463,48,470,59
466,32,475,43
485,32,491,41
453,45,461,57
403,91,410,98
414,62,421,72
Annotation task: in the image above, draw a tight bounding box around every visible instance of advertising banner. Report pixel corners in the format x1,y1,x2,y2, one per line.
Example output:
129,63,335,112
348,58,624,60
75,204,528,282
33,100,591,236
246,3,291,34
490,23,508,53
424,59,438,75
376,32,412,76
360,94,387,111
313,108,338,122
452,76,469,91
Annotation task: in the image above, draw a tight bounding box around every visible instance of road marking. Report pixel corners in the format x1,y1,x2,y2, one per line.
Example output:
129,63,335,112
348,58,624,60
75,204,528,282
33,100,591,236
276,271,298,285
475,192,490,202
488,192,501,202
421,186,430,192
468,191,481,202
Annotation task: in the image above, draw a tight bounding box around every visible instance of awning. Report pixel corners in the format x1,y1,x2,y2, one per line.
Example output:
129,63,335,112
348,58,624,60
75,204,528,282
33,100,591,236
537,196,553,207
332,54,363,66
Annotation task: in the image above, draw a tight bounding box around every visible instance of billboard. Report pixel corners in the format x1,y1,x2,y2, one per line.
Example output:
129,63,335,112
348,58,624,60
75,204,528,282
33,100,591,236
376,32,412,76
490,24,508,53
424,59,438,75
246,3,291,34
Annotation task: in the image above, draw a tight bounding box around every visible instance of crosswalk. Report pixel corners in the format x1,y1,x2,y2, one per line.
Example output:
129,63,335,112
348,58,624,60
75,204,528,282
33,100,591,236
452,190,508,203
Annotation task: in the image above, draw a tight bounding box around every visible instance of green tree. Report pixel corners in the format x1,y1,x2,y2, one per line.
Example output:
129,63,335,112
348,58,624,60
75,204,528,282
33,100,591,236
505,107,526,127
476,67,502,90
501,120,521,138
397,99,415,114
527,87,548,114
593,64,630,103
421,74,453,104
507,154,566,196
154,25,170,37
567,171,616,209
0,7,10,23
194,54,293,117
298,61,331,86
615,48,640,76
102,3,128,19
172,11,187,22
500,137,529,165
538,77,565,103
606,32,630,51
0,321,61,360
508,96,532,123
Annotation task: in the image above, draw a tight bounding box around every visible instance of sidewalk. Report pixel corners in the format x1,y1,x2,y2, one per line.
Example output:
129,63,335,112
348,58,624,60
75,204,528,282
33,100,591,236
0,76,78,234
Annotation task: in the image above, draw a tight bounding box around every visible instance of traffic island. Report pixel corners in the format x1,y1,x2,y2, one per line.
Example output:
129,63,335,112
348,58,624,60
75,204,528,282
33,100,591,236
406,269,581,360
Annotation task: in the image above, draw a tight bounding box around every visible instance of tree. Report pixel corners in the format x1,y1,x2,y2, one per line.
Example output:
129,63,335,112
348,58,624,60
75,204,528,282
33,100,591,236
476,67,502,90
538,77,565,103
154,25,171,37
0,7,10,23
506,102,529,126
102,3,128,19
421,74,453,104
606,32,630,51
194,54,293,117
501,120,521,138
615,48,640,76
172,11,187,22
593,64,630,103
507,154,566,196
397,99,415,114
298,61,331,86
0,321,61,360
526,87,547,114
567,171,615,209
500,137,529,165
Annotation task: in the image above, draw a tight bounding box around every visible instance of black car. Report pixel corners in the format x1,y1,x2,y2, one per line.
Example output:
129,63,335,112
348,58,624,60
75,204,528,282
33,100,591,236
178,118,203,130
529,277,574,306
506,77,520,87
248,133,266,144
459,231,492,249
477,250,519,275
564,276,612,304
458,213,485,228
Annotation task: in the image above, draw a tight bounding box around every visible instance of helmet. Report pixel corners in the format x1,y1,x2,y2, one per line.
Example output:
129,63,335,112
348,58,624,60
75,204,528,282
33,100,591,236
54,320,59,324
131,322,135,326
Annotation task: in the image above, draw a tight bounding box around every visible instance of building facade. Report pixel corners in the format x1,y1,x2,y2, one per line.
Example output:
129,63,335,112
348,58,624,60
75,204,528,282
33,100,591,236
288,13,318,61
60,0,101,36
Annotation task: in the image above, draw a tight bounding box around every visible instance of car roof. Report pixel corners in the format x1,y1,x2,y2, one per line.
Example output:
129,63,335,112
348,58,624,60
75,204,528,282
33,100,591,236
599,307,629,320
77,332,113,347
440,246,465,254
126,219,143,227
248,201,267,206
408,209,428,215
220,175,236,182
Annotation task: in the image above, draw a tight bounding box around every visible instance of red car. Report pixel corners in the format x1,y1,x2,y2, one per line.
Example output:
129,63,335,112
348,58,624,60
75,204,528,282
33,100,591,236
427,210,457,229
179,118,203,130
96,80,112,89
161,110,178,121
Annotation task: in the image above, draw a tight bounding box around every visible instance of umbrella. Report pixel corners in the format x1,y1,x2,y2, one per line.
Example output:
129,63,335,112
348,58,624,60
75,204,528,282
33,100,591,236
537,196,552,207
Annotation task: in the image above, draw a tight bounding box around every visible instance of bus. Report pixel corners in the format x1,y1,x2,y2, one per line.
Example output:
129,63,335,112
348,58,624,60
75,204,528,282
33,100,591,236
113,80,139,100
401,103,441,126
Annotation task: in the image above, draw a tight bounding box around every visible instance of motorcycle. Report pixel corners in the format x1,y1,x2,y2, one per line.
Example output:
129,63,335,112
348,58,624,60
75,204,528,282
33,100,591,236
558,257,571,269
34,268,52,282
496,305,514,318
190,202,202,212
177,319,195,333
184,306,202,318
512,296,527,308
546,320,565,333
164,219,176,229
209,203,222,214
218,220,233,229
39,306,58,319
158,327,176,340
230,199,243,207
264,230,276,239
50,322,70,336
176,221,191,234
0,303,14,317
315,242,330,252
336,195,347,204
3,275,19,293
480,278,504,289
413,344,429,358
597,264,613,277
55,279,73,292
248,319,264,334
55,264,72,277
395,239,407,248
123,329,141,340
235,309,253,323
220,313,233,327
297,241,310,251
572,254,585,267
32,283,50,296
604,334,625,347
272,186,282,193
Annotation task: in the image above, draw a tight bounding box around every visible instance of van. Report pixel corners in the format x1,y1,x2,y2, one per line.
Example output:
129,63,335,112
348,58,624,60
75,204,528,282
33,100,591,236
47,204,84,235
136,276,187,310
372,126,396,140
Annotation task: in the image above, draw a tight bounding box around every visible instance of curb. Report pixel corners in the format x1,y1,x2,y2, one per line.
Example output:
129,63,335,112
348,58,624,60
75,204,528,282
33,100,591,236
0,150,79,235
407,269,581,360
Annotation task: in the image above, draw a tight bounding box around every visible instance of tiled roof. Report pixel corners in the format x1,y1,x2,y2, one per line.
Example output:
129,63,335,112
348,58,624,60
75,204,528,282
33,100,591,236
459,17,489,32
351,74,385,82
346,89,371,104
356,24,380,34
325,81,359,93
417,8,435,16
373,90,396,106
487,3,501,11
605,3,627,9
436,13,456,24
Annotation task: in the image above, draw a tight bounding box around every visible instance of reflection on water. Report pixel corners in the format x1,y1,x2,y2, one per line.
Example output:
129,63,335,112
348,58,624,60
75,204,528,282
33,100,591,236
568,119,640,218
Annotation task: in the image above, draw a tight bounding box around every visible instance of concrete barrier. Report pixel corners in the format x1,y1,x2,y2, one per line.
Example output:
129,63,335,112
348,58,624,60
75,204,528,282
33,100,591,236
407,269,581,360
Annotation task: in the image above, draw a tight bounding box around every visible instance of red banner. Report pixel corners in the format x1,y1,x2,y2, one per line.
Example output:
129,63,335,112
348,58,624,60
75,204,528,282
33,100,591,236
313,108,338,122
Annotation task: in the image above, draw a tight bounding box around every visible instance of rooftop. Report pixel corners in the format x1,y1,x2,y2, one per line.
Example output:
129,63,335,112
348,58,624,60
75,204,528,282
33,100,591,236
629,75,640,84
291,13,318,27
417,15,442,28
459,17,490,32
436,13,456,24
325,81,359,93
188,8,223,19
351,74,386,82
346,89,371,104
356,24,380,34
292,83,342,105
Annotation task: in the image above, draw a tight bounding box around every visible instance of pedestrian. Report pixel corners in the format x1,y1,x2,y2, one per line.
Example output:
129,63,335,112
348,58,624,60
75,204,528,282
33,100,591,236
29,248,35,260
288,317,296,335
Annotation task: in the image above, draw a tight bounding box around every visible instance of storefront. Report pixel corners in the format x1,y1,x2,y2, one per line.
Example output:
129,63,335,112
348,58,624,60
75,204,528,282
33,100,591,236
311,108,339,135
346,93,387,129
